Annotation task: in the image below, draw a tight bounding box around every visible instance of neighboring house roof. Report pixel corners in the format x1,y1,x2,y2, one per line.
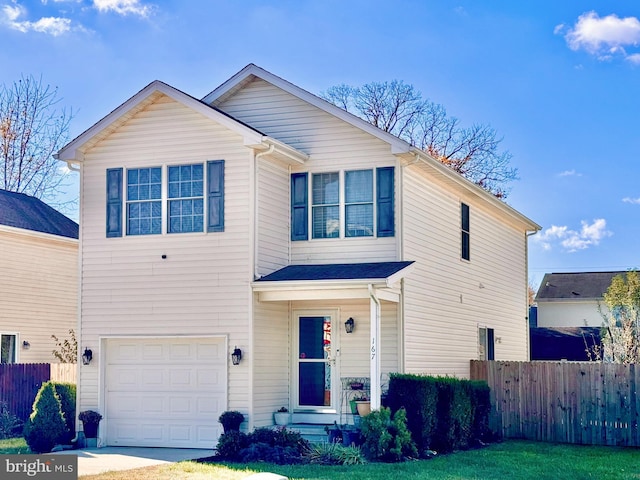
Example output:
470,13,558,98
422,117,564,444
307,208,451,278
55,80,308,166
204,64,541,233
0,189,78,239
530,327,601,361
255,261,415,282
535,271,626,301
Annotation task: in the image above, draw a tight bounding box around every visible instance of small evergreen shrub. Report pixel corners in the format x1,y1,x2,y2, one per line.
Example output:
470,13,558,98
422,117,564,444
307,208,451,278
23,381,69,453
218,411,244,433
0,402,22,439
360,407,417,462
53,383,76,444
216,431,249,460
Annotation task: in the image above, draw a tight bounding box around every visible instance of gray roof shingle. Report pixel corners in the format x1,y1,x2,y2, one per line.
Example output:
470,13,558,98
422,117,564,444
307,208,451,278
0,189,78,239
535,271,627,300
256,261,414,282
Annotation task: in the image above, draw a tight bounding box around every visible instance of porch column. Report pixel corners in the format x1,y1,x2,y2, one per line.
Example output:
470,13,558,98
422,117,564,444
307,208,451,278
369,285,381,410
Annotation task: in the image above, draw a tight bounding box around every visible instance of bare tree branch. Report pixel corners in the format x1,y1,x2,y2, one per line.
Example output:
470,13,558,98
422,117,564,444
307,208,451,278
0,75,74,206
321,80,518,198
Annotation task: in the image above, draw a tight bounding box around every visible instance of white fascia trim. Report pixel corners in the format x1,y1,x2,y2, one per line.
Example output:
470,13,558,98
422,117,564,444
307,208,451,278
203,64,411,155
406,147,541,232
56,80,264,162
0,224,78,245
249,137,308,165
252,279,390,292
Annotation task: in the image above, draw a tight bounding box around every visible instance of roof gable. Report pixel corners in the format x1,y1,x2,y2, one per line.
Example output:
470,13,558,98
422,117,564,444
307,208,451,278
204,64,540,233
0,189,78,239
535,271,626,301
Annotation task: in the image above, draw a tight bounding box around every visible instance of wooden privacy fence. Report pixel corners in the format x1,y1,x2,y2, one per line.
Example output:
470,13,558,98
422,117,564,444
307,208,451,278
0,363,77,421
470,360,640,447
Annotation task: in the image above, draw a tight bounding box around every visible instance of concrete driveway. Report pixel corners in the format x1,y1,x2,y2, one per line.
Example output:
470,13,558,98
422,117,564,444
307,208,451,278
56,447,212,476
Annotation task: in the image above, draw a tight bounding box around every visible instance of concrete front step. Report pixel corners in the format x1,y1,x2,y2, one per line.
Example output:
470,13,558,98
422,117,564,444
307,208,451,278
279,423,330,444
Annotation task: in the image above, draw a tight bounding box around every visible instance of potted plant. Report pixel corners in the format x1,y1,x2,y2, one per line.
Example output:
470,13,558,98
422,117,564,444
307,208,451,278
355,394,371,416
324,421,341,443
273,406,290,426
78,410,102,439
218,410,244,433
341,424,361,446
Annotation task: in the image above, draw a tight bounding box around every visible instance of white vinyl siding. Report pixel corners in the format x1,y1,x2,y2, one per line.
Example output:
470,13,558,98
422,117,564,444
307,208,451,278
537,300,606,328
216,78,398,264
78,94,252,415
401,168,528,377
0,228,77,364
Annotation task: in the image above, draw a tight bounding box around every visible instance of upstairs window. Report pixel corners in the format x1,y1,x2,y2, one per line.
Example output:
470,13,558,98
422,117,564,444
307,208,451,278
126,167,162,236
461,202,470,261
291,167,394,241
106,160,224,237
168,164,204,233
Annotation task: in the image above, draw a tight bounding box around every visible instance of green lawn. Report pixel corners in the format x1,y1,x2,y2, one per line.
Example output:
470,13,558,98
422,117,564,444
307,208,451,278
1,438,639,480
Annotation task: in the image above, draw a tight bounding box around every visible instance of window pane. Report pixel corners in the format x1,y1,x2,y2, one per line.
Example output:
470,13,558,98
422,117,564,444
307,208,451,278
312,206,339,238
168,164,205,234
312,173,339,205
1,335,16,363
346,204,373,237
345,170,372,203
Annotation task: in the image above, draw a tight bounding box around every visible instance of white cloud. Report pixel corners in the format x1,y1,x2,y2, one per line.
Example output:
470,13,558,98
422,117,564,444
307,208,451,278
558,169,582,177
1,2,71,35
92,0,152,17
623,197,640,204
563,11,640,62
535,218,612,253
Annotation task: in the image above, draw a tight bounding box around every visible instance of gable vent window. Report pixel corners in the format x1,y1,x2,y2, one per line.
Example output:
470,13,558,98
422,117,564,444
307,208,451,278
461,202,470,261
291,167,394,241
106,160,224,237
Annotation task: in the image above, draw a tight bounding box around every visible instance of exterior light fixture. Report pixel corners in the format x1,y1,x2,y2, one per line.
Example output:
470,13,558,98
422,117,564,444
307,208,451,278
344,317,355,334
82,348,93,365
231,346,242,365
22,340,30,349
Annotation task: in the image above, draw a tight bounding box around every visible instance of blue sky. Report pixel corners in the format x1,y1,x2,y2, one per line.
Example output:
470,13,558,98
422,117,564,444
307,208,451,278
2,0,639,288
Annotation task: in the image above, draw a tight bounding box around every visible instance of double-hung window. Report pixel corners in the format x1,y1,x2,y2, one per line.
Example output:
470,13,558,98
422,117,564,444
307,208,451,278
461,202,470,261
107,160,224,237
291,166,394,241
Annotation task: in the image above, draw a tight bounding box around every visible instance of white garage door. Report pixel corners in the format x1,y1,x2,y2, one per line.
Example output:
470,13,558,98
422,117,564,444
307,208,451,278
105,337,227,448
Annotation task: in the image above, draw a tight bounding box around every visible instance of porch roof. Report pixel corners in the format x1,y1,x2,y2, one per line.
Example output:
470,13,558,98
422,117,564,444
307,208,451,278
252,261,415,302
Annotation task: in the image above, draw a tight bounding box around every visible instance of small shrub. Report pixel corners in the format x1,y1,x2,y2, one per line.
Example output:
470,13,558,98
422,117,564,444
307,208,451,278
0,403,22,439
240,427,309,464
306,442,366,465
361,407,417,462
218,411,244,433
216,431,249,460
23,381,68,453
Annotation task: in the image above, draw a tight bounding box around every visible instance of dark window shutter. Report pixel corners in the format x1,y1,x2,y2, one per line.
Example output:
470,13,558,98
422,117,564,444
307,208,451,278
487,328,495,361
106,168,123,238
291,172,308,241
376,167,395,237
207,160,225,232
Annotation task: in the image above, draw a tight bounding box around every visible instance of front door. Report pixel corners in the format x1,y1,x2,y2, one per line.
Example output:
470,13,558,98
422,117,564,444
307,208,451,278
294,312,336,412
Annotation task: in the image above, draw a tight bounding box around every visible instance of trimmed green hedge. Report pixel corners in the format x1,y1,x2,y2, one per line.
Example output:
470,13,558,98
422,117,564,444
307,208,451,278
386,373,492,455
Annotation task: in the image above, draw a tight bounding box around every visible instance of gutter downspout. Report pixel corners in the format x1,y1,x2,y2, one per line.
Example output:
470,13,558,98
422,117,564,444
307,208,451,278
369,284,381,410
525,230,538,361
253,144,275,279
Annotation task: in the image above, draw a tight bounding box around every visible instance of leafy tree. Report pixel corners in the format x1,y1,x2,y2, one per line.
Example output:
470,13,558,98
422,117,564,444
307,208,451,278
591,271,640,364
51,329,77,363
0,75,73,205
322,81,517,198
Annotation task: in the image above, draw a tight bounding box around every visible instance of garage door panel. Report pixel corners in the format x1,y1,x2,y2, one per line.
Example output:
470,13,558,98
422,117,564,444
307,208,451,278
105,337,227,448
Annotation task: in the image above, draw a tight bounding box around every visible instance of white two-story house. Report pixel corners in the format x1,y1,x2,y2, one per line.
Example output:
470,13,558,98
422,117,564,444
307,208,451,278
56,64,540,449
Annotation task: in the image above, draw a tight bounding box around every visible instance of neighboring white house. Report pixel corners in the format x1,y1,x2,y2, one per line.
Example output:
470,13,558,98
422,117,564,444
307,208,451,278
56,64,540,449
0,189,78,364
535,271,621,328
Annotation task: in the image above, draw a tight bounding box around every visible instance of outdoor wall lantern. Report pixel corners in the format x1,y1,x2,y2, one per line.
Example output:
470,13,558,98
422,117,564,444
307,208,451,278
82,347,93,365
231,346,242,365
344,317,355,334
22,340,30,349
